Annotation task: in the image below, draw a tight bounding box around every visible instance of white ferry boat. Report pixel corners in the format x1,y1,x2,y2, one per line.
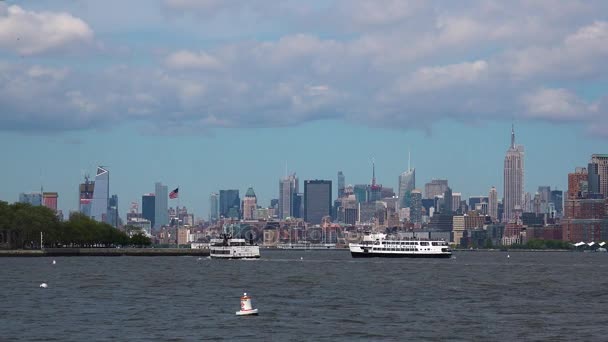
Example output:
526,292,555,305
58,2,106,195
210,234,260,259
349,233,452,258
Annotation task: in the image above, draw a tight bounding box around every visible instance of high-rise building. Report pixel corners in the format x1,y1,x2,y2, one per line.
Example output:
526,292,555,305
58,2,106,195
503,126,525,222
79,175,95,217
452,192,462,213
220,189,240,219
489,186,498,222
398,170,415,209
41,192,58,212
568,168,588,199
279,174,298,219
242,187,257,220
353,184,368,203
107,194,119,227
443,187,453,213
425,179,448,199
154,182,169,229
538,186,551,214
337,171,345,199
142,193,155,228
292,193,303,218
410,189,423,223
550,190,563,216
468,196,488,211
91,166,109,222
369,161,382,202
591,154,608,198
19,192,42,206
304,180,332,225
209,192,219,222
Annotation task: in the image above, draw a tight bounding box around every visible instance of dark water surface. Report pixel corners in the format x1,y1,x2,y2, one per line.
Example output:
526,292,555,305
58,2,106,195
1,250,607,341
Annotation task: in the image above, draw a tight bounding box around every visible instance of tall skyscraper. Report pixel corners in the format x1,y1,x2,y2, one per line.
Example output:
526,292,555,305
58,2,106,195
91,166,109,222
452,192,462,213
425,179,448,199
279,173,298,219
489,186,498,222
107,194,119,227
304,180,332,224
242,187,257,220
209,192,219,222
537,186,551,214
398,151,415,209
142,193,156,228
591,154,608,198
219,189,240,218
550,190,563,216
503,126,525,222
42,192,58,212
443,187,453,213
79,175,95,217
410,189,423,223
337,171,345,199
154,182,168,229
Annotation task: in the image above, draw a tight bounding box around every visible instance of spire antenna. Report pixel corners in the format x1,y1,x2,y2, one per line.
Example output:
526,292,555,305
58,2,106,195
511,124,515,149
408,147,411,172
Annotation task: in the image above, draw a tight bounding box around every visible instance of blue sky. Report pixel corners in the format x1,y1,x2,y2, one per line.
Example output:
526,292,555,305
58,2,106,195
0,0,607,218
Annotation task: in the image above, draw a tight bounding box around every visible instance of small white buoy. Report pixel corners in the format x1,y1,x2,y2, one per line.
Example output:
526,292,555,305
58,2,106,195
52,260,56,265
40,283,48,288
197,257,202,261
300,257,303,260
507,254,510,258
236,292,258,316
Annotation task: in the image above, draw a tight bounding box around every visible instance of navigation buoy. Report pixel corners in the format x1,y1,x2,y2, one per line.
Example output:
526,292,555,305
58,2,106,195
52,260,56,265
236,292,258,316
507,254,510,258
300,257,303,260
40,283,48,288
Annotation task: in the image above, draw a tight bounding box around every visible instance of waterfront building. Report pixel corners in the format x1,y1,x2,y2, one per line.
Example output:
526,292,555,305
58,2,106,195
567,168,588,199
91,166,109,223
453,214,485,245
19,192,42,206
279,174,298,219
79,175,95,217
242,187,258,220
489,186,498,222
154,182,169,229
209,192,219,222
142,193,155,229
425,179,448,199
591,154,608,197
304,180,332,225
503,126,525,222
220,189,240,219
337,171,345,199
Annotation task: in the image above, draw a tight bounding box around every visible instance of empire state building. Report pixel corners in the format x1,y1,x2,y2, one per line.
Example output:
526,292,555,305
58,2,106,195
503,126,525,223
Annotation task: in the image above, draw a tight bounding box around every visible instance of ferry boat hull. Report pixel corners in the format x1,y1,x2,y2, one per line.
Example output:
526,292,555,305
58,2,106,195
350,251,452,258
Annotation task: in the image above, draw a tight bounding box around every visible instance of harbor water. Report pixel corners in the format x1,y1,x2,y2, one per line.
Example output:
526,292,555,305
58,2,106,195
1,250,606,341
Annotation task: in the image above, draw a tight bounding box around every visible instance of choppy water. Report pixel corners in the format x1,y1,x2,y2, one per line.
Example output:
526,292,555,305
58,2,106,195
1,250,607,341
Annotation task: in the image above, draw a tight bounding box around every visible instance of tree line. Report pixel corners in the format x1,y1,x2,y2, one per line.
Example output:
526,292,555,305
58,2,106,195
0,201,150,249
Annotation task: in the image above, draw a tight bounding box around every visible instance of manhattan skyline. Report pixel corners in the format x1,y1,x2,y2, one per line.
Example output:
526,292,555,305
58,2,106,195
1,1,607,218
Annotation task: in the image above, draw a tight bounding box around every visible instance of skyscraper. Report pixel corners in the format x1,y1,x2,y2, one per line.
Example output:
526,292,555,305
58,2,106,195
209,192,219,222
219,189,240,218
91,166,109,222
304,180,332,225
279,174,298,219
550,190,563,216
107,194,119,227
443,187,453,213
337,171,345,199
42,192,58,212
142,193,155,228
79,175,94,217
369,161,382,202
19,192,42,206
410,189,423,223
398,152,415,209
242,187,257,220
154,182,168,229
489,186,498,222
591,154,608,198
503,126,525,222
425,179,448,199
537,186,551,214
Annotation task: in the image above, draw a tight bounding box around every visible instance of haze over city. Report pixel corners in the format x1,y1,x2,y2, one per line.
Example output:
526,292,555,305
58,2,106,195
1,1,607,219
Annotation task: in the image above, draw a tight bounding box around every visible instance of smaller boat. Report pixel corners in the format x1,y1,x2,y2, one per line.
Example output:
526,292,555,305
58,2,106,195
349,232,452,258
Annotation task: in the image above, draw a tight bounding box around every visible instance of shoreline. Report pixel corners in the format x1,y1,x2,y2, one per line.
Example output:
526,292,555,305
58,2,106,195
0,248,209,257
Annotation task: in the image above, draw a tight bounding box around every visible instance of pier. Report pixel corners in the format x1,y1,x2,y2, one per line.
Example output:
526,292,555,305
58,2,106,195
0,248,209,257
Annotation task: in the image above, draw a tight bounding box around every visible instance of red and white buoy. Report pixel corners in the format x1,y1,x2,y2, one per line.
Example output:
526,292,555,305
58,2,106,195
235,292,258,316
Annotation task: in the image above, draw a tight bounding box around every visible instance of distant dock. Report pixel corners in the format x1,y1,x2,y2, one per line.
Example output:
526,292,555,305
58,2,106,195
0,248,209,257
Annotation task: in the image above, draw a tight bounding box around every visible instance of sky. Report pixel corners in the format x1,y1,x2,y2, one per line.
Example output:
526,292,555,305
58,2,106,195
0,0,607,219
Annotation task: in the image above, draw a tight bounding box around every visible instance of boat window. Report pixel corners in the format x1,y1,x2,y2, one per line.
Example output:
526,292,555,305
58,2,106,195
432,242,439,246
420,242,429,246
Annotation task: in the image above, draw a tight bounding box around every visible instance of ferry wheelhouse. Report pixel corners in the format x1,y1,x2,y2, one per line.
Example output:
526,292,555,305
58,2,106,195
349,233,451,258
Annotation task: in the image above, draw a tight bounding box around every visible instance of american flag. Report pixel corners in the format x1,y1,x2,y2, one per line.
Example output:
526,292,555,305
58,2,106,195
169,187,179,199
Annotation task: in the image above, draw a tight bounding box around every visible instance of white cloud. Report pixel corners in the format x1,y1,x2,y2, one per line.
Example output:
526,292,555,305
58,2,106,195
522,88,594,121
0,4,93,55
398,60,489,93
165,50,222,70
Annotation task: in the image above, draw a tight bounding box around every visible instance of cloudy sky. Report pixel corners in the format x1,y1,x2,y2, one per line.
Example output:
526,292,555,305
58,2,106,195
1,0,606,218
